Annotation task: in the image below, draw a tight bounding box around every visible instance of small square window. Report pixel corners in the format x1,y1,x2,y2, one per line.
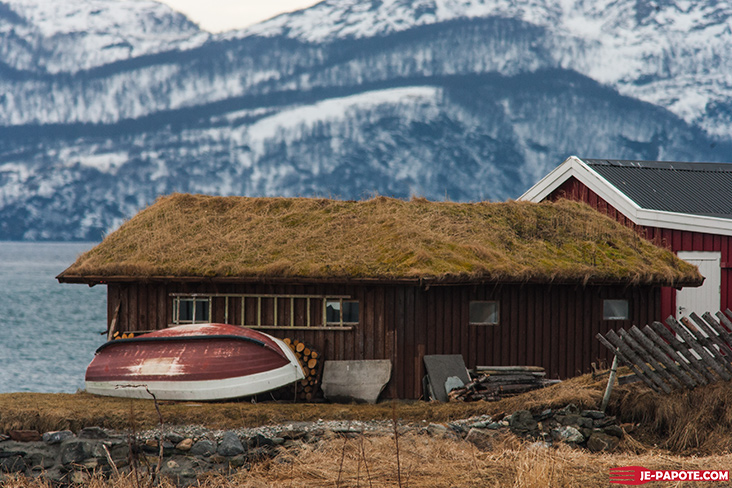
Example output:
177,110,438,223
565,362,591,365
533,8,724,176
603,299,629,320
175,297,211,324
470,301,499,325
326,299,359,325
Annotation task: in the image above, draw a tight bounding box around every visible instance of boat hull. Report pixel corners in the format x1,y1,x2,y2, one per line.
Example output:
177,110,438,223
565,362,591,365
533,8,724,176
85,324,304,401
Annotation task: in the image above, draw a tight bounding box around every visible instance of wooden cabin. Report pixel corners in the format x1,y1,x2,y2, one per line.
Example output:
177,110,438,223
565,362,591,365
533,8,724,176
57,194,702,399
521,156,732,321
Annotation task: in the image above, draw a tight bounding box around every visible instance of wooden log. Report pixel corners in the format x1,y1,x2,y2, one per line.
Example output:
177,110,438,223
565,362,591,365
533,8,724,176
691,313,732,366
650,322,717,383
296,342,305,353
303,348,311,357
627,325,696,388
643,324,705,386
307,358,317,369
603,330,669,393
672,317,732,381
597,333,656,391
283,338,291,346
476,366,545,373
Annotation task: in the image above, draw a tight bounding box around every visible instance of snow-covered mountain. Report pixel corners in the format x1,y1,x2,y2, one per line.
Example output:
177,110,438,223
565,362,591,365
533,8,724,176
0,0,730,240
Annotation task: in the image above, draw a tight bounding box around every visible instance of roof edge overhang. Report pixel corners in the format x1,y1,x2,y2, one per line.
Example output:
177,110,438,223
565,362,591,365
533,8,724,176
520,156,732,237
56,273,702,288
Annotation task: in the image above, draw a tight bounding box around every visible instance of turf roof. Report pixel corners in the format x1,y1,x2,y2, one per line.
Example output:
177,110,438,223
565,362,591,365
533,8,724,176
58,194,702,286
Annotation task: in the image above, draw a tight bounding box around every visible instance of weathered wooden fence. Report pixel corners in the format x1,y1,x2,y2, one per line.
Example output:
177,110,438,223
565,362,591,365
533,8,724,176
596,310,732,394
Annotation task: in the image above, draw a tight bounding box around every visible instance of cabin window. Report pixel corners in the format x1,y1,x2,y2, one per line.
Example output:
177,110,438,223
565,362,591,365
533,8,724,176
174,297,211,324
325,299,359,326
469,301,499,325
603,299,629,320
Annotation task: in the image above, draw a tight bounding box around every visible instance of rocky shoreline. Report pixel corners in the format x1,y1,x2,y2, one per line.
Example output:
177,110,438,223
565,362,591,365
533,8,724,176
0,404,627,486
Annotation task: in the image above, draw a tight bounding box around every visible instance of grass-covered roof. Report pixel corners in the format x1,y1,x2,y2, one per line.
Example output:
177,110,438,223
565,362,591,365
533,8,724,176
58,194,702,286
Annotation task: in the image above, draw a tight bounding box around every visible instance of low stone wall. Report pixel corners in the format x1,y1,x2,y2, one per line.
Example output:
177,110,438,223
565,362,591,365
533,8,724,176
0,405,627,486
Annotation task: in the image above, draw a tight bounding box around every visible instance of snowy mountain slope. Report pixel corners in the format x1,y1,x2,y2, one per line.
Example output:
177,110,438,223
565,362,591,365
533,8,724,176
1,70,728,240
0,0,207,74
244,0,732,137
0,0,731,240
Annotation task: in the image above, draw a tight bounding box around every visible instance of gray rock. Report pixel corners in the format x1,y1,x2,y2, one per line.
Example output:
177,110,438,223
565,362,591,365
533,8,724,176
558,404,579,415
79,427,108,439
603,425,625,439
249,433,276,448
0,455,26,474
43,430,75,445
218,431,245,457
60,440,93,465
587,432,620,452
509,410,538,434
190,439,216,457
551,426,584,444
166,432,186,444
464,428,496,451
581,410,605,420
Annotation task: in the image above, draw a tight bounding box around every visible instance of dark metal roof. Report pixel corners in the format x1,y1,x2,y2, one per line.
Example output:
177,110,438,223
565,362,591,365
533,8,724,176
583,159,732,218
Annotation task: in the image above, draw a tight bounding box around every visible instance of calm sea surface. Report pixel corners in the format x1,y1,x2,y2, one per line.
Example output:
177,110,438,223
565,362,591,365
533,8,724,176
0,242,106,393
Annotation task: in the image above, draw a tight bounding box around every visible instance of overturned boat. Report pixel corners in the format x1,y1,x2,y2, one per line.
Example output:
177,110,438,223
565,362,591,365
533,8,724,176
85,323,305,401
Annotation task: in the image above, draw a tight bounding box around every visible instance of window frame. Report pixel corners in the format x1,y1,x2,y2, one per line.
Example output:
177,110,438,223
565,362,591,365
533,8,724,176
602,299,630,321
325,298,360,327
173,296,212,324
469,300,500,326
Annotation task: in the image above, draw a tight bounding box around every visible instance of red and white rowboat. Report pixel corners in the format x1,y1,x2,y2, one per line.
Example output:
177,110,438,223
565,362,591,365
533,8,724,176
85,323,305,401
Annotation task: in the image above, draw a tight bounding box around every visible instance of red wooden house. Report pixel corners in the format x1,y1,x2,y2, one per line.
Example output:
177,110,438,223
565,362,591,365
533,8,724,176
521,156,732,320
58,194,701,398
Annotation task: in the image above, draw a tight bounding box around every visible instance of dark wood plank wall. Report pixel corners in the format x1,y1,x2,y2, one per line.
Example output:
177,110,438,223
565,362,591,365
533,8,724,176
550,177,732,319
107,280,658,399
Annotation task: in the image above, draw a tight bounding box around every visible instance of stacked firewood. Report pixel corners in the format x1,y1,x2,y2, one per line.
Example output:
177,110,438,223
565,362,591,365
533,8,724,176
448,366,556,402
284,338,322,401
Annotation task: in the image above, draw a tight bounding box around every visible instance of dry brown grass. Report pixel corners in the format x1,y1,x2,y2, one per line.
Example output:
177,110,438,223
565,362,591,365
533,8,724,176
58,194,701,286
4,373,732,456
4,434,732,488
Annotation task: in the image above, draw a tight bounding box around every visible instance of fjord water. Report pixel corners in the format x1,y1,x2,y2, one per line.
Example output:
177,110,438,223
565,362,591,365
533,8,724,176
0,242,106,393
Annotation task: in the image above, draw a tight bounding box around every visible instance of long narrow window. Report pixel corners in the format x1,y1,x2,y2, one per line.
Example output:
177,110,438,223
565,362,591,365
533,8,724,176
170,293,357,330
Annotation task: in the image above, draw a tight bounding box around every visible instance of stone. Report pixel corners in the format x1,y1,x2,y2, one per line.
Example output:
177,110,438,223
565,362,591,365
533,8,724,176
551,426,584,444
0,455,26,473
8,430,41,442
27,451,56,470
464,428,496,451
176,438,193,451
60,440,93,465
166,432,185,444
166,459,180,470
249,433,276,448
79,427,108,439
603,425,625,439
509,410,538,435
190,439,216,457
581,410,605,420
587,432,620,452
229,454,249,469
218,431,245,457
70,470,90,484
43,430,75,445
558,404,580,415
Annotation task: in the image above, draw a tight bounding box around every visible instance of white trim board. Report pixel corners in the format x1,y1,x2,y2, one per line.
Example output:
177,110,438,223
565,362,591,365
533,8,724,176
520,156,732,237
